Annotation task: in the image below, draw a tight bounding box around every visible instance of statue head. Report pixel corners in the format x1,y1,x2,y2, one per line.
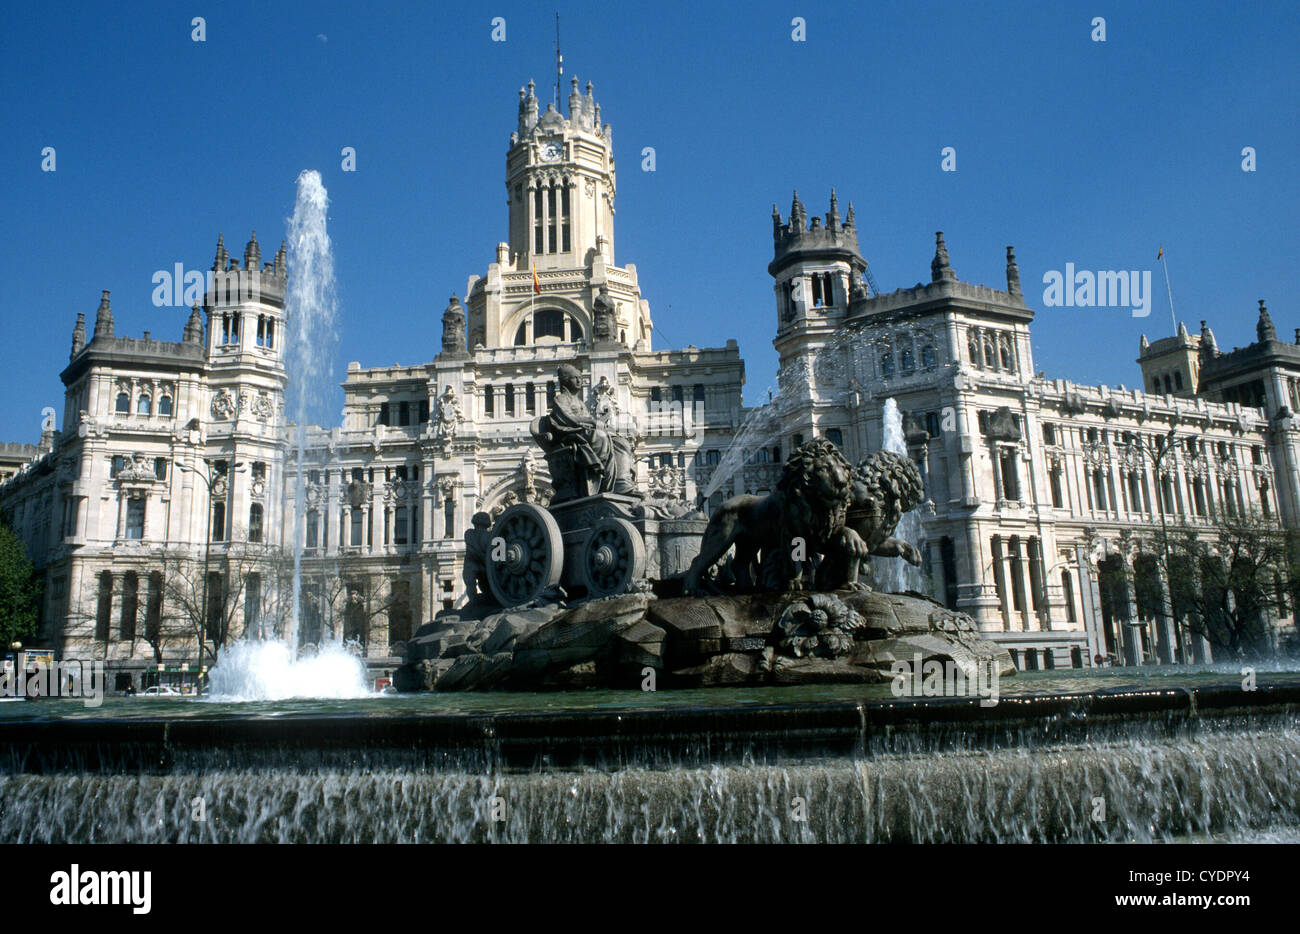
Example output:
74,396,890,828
471,511,491,530
556,363,582,393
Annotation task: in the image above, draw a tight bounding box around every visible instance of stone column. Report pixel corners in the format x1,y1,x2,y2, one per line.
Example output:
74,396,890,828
1028,537,1048,628
1119,559,1145,666
1075,545,1105,666
1153,567,1177,665
991,535,1011,629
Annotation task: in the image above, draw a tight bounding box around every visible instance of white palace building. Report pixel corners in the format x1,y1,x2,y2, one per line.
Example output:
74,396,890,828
2,75,1296,688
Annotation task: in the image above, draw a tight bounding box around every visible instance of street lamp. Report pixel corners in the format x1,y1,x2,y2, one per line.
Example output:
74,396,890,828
177,457,245,662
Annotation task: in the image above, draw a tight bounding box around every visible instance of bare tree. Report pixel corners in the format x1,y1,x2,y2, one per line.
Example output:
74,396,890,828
296,560,402,654
1153,510,1298,659
160,533,291,662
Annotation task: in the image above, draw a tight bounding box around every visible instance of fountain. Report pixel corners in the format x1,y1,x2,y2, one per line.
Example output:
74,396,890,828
206,170,369,701
871,398,926,594
4,369,1300,841
4,200,1298,845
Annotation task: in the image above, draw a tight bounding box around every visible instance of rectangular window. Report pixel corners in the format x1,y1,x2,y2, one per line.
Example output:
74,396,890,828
351,509,364,547
398,401,410,426
484,385,495,417
126,498,145,540
561,186,571,253
547,187,557,253
1050,468,1063,508
306,512,319,549
505,384,515,416
526,382,536,414
418,400,429,423
244,573,261,636
395,507,409,545
154,457,168,481
534,188,544,254
999,448,1020,501
378,403,390,426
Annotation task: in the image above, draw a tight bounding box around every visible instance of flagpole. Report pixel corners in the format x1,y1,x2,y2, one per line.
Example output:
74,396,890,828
1160,250,1177,335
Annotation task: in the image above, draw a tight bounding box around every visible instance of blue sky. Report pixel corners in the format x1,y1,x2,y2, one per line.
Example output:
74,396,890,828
1,0,1296,439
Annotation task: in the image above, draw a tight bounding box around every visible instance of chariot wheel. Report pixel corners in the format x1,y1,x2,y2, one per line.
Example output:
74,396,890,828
582,517,646,598
486,504,564,607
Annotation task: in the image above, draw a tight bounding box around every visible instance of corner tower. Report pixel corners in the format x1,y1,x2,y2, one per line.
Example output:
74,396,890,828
769,191,866,365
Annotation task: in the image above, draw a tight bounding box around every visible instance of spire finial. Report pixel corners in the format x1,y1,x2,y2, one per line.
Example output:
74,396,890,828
70,311,86,359
1005,245,1021,297
184,301,204,344
931,232,955,282
1257,299,1277,342
93,289,114,339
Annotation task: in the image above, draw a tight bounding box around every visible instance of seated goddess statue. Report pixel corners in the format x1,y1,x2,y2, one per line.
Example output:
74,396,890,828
531,363,636,501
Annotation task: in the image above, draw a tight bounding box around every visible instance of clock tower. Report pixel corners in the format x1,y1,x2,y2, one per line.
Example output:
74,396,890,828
465,76,653,350
505,77,617,269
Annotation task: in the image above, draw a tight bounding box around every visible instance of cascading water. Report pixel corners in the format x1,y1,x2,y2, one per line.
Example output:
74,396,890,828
207,170,367,701
5,710,1298,842
872,398,926,594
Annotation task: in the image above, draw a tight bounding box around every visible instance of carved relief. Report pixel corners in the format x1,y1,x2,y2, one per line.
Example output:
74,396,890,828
211,389,237,420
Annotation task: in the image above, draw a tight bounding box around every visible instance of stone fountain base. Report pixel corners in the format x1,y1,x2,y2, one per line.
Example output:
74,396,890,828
393,589,1015,692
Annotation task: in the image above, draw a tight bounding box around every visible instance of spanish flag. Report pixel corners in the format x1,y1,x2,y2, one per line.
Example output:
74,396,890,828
1157,247,1163,260
532,264,540,294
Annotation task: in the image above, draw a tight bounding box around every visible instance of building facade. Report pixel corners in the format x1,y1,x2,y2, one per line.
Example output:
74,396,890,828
747,193,1296,668
1,77,1294,683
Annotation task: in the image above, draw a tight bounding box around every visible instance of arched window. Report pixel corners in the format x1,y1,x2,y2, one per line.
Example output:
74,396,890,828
1061,570,1077,623
968,329,981,366
514,321,528,346
921,344,935,368
900,348,915,374
248,503,264,543
137,395,151,415
1000,334,1015,371
880,352,894,378
534,308,565,340
158,396,173,416
115,393,130,414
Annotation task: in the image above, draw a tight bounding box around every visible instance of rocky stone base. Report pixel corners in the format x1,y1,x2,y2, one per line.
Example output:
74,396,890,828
392,590,1015,692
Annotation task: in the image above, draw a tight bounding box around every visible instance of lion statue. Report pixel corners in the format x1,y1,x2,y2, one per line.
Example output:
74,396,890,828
816,450,926,589
683,441,925,595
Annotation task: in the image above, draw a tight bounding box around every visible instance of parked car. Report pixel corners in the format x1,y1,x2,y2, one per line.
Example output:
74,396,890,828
138,685,182,697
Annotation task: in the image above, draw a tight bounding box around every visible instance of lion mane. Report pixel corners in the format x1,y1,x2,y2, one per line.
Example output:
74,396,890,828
846,450,925,550
683,439,855,593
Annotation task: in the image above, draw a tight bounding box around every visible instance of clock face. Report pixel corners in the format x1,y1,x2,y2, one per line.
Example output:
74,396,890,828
540,141,562,162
